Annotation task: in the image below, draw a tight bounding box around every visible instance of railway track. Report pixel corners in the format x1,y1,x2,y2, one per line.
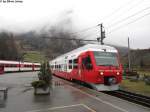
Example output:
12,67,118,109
104,90,150,108
54,75,150,108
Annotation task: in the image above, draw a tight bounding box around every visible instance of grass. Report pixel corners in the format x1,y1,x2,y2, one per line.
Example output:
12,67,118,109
137,71,150,76
120,79,150,97
23,51,46,63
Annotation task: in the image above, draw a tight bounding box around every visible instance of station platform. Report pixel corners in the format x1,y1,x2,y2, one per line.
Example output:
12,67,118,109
0,72,149,112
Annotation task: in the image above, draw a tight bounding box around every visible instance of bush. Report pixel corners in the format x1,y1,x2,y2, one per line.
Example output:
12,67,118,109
31,80,47,88
31,61,52,88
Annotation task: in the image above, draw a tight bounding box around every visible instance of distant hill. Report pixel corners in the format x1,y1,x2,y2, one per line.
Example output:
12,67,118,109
130,49,150,68
115,47,150,69
16,31,83,60
110,45,128,56
17,33,150,69
1,31,149,69
23,51,46,63
105,44,150,69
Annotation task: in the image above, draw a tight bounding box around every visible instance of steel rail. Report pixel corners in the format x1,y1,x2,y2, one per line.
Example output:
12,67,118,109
104,90,150,108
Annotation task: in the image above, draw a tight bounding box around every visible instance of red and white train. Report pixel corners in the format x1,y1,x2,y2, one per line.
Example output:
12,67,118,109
0,60,41,74
50,44,123,91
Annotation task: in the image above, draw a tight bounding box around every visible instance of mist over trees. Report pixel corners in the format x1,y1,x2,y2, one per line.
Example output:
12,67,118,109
0,24,84,61
0,32,22,60
0,12,84,61
18,27,83,59
0,28,149,70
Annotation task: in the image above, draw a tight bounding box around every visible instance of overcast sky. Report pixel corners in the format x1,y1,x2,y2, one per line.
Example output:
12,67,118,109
0,0,150,49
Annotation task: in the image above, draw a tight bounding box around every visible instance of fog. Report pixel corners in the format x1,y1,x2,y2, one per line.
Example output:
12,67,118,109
0,0,150,49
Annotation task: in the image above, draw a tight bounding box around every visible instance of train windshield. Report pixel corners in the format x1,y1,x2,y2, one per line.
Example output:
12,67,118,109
94,51,119,66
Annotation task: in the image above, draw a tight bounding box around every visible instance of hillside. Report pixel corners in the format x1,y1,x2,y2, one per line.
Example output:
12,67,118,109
23,51,46,63
130,49,150,68
0,31,149,69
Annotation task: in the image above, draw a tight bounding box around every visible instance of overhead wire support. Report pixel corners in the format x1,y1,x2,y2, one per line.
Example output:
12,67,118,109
45,37,97,42
68,25,97,35
128,37,131,71
97,23,106,45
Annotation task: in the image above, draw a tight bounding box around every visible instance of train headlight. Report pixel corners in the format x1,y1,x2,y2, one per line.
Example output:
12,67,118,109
100,72,104,75
117,72,120,75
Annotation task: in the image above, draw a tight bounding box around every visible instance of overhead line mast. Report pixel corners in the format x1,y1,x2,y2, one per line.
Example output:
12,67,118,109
97,23,106,45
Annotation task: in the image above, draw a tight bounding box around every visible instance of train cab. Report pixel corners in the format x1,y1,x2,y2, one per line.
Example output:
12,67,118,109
77,49,122,90
50,44,123,91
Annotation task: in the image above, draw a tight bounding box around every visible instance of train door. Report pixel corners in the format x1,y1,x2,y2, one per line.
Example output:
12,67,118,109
32,64,35,71
81,54,93,82
78,57,82,79
0,64,4,74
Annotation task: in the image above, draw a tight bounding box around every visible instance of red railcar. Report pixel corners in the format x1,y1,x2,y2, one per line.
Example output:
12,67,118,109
0,60,41,74
50,44,123,91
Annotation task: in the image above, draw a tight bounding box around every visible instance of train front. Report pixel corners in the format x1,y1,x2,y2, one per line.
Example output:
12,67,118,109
89,49,123,91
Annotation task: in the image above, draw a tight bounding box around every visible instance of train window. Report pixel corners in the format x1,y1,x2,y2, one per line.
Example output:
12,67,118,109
0,64,4,70
59,65,61,69
94,51,119,66
5,64,9,67
69,65,72,69
13,64,17,67
68,60,72,69
0,64,4,67
25,64,31,67
82,56,93,70
61,65,62,70
5,64,17,67
73,65,78,69
73,59,78,63
69,60,72,63
73,59,78,69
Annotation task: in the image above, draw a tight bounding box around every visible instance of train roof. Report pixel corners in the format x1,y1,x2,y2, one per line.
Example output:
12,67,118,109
0,60,19,64
50,44,118,63
0,60,40,65
34,63,41,65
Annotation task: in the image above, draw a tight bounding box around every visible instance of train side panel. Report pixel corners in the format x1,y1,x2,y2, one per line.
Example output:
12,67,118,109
0,60,41,74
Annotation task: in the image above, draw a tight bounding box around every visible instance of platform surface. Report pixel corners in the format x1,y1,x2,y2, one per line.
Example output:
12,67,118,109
0,72,149,112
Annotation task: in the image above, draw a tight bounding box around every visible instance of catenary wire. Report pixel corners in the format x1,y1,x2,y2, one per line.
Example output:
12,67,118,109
105,7,150,28
107,12,150,34
104,0,144,25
